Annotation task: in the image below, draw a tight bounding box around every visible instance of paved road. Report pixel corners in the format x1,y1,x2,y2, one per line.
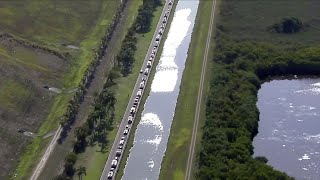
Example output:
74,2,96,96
184,0,217,180
100,1,175,180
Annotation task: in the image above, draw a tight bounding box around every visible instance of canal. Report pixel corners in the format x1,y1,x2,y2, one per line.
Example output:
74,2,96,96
121,0,199,179
253,78,320,180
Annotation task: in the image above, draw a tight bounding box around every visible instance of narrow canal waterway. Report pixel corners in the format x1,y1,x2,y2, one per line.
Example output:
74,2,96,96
253,78,320,180
122,0,199,179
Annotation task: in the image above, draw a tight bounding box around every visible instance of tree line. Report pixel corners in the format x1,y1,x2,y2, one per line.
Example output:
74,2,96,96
198,32,320,179
53,0,129,179
58,0,129,140
117,0,162,76
58,87,116,179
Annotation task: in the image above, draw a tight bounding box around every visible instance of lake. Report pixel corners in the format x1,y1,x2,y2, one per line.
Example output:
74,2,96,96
253,78,320,180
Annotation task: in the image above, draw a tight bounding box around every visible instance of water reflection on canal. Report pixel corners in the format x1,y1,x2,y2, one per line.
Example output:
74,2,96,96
121,1,199,179
253,78,320,180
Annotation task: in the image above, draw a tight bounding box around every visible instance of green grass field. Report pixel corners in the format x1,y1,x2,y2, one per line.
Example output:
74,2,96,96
0,80,34,111
158,0,214,179
0,0,122,179
218,0,320,44
0,0,116,47
0,39,67,179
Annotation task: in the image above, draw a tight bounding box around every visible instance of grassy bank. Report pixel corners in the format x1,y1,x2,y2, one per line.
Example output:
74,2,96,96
12,1,121,179
158,0,214,179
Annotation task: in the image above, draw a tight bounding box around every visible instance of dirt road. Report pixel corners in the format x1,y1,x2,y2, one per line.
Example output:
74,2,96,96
29,126,62,180
184,0,217,180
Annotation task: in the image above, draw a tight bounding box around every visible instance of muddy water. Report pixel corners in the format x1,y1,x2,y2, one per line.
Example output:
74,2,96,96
121,1,199,179
253,78,320,180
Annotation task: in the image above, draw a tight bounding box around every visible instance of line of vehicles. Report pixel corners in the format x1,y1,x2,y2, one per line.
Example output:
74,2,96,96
107,0,174,179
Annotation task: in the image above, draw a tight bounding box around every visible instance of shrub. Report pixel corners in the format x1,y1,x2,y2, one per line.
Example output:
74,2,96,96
272,17,303,34
255,156,269,164
65,152,77,164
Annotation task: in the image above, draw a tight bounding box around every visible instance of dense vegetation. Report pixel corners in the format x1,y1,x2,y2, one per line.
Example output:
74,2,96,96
135,0,162,33
58,86,116,179
117,28,137,76
198,32,320,179
117,0,161,75
73,88,116,153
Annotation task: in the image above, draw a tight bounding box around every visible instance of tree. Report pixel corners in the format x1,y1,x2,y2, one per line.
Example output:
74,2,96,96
53,174,68,180
281,17,303,33
255,156,269,164
75,127,88,141
65,152,77,164
107,69,121,82
76,166,87,180
64,162,75,177
135,4,154,33
64,152,77,177
272,17,303,34
73,139,86,153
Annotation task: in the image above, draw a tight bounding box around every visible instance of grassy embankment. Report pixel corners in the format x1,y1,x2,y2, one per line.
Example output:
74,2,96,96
159,0,215,179
114,0,173,179
73,1,144,179
197,0,320,179
4,1,121,179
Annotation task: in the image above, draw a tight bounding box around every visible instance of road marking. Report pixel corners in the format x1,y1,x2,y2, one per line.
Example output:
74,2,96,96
185,0,217,180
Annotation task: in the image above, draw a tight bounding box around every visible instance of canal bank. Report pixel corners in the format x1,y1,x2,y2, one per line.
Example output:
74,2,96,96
159,0,218,179
121,0,200,179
